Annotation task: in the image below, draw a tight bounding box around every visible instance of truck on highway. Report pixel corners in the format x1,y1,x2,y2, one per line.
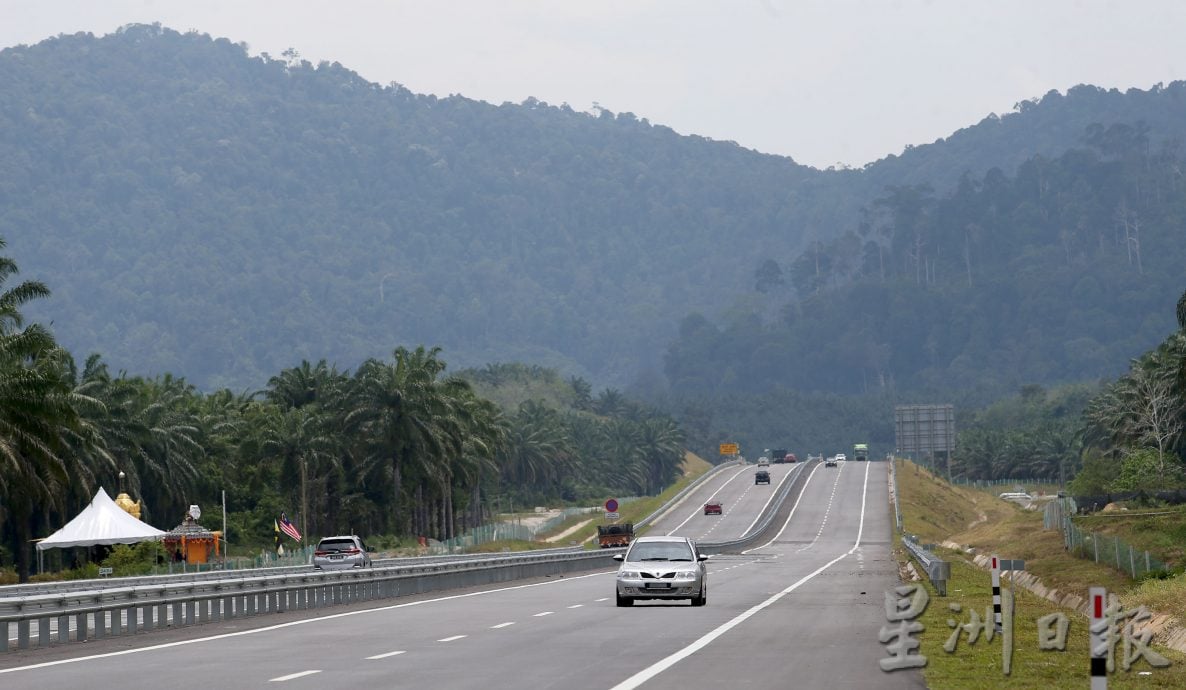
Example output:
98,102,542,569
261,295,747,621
853,443,869,462
597,523,634,548
771,448,789,464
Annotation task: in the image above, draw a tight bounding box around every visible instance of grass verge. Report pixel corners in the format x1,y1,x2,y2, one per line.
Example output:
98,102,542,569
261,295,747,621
903,556,1186,689
533,451,718,548
896,458,1186,687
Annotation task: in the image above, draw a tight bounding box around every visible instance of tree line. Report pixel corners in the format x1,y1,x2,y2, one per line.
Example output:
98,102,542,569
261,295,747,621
0,242,685,582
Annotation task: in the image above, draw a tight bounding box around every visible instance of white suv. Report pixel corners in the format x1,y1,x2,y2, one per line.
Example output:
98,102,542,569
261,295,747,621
835,453,847,462
313,535,373,570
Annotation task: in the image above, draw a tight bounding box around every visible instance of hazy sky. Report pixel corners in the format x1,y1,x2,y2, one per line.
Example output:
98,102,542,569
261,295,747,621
3,0,1185,168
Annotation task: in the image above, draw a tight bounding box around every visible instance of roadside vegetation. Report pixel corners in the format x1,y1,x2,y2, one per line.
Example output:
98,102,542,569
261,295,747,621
534,452,715,548
897,459,1186,687
0,242,692,583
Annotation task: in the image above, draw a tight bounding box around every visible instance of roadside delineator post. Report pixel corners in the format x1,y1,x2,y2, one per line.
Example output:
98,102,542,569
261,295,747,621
1090,587,1107,689
990,555,1003,633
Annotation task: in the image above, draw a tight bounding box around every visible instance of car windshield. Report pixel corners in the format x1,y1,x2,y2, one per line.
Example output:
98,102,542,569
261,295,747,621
628,542,694,562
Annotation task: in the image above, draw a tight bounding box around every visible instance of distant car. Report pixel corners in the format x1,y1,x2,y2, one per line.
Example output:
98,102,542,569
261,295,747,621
313,535,373,570
755,470,771,484
757,457,770,467
999,492,1033,502
613,535,709,607
704,501,723,515
784,453,798,463
835,453,847,462
824,456,837,467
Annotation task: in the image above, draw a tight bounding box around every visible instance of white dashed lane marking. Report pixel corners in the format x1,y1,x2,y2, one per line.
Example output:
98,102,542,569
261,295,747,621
366,650,406,660
490,622,515,629
270,670,321,682
567,604,584,609
533,611,554,617
796,462,845,553
437,635,467,642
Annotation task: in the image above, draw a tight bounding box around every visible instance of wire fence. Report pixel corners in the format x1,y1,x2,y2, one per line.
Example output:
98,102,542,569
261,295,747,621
952,477,1052,489
429,498,644,552
1045,498,1169,579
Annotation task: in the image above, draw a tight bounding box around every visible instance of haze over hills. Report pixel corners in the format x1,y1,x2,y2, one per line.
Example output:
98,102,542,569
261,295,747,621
3,24,1184,392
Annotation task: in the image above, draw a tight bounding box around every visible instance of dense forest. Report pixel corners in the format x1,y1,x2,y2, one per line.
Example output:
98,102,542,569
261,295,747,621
0,240,686,581
664,125,1185,400
4,25,1186,392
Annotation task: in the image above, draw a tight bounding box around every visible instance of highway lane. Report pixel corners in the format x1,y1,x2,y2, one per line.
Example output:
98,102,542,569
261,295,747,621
648,462,798,542
0,460,920,689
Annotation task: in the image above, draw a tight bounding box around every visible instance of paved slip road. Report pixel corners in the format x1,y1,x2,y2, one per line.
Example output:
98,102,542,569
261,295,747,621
0,461,923,689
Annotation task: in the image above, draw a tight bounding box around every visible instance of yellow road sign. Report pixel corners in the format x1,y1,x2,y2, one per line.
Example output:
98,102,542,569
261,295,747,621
719,443,739,455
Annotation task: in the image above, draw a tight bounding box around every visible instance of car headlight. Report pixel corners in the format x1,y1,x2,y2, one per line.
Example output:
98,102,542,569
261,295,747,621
674,571,697,581
618,570,642,580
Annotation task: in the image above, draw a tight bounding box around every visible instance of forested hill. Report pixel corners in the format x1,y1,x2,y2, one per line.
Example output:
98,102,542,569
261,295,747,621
664,131,1186,401
4,24,1186,390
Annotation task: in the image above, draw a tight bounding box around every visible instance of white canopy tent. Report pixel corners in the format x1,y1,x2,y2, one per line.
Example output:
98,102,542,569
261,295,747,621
37,487,166,551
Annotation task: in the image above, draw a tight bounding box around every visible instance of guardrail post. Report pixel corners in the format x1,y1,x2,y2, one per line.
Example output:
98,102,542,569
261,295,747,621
38,617,51,647
57,612,70,643
0,621,7,652
171,600,183,627
75,612,87,642
93,610,105,639
127,605,138,635
110,608,122,637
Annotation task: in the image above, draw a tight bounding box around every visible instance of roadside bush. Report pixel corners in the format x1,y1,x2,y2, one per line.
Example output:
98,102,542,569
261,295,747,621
1068,450,1120,495
100,542,168,576
1109,448,1186,493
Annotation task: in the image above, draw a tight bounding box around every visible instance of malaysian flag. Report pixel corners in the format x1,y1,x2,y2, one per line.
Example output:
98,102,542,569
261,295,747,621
278,513,302,542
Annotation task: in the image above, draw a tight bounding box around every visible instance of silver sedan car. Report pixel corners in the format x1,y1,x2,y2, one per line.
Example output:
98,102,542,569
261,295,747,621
614,536,708,607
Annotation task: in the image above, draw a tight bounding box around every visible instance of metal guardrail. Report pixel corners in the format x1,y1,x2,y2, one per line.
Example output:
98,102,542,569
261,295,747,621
0,459,784,654
1,550,616,653
697,460,812,555
903,536,949,596
0,547,582,599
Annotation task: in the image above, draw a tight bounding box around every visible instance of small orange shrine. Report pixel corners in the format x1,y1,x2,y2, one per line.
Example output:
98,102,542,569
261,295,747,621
162,513,221,564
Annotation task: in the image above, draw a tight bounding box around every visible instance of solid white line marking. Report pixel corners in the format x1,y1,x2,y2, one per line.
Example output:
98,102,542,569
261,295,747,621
567,604,584,609
490,622,515,629
741,465,797,536
437,635,467,642
666,466,749,535
533,611,554,617
612,461,872,690
366,650,406,660
270,670,321,682
0,570,614,675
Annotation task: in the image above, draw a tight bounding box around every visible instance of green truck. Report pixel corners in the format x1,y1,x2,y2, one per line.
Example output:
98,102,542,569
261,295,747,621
853,443,869,462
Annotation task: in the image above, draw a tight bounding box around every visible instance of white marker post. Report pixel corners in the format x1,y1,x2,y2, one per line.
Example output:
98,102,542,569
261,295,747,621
990,554,1003,633
1090,587,1107,689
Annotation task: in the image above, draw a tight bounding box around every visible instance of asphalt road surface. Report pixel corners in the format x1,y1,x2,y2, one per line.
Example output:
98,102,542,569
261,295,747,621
0,461,924,689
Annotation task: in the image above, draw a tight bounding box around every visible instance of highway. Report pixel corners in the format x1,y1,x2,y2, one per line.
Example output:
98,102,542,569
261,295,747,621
0,461,924,689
